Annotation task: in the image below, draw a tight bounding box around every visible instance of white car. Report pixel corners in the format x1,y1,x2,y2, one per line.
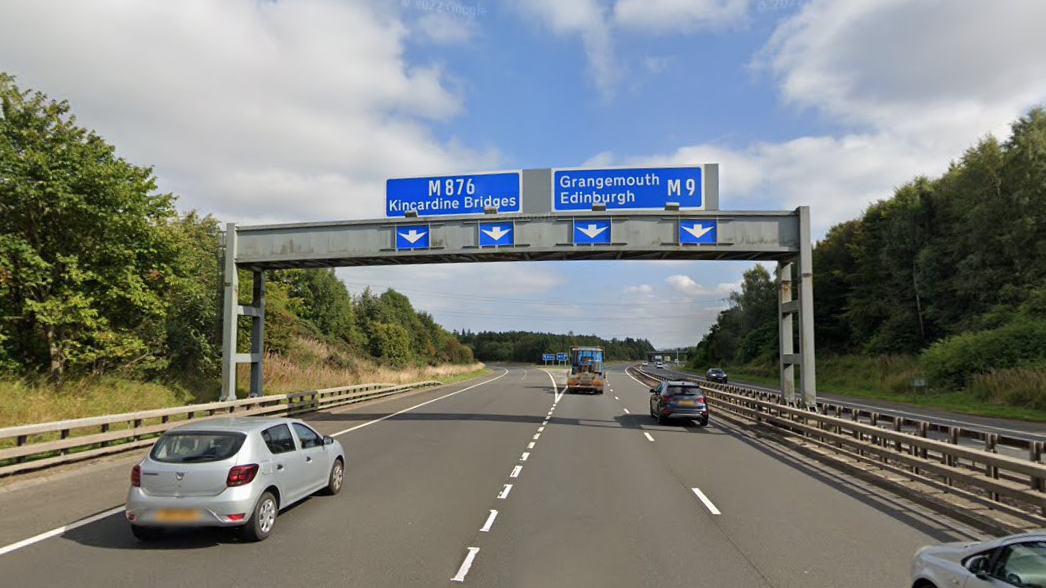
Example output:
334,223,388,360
641,361,649,366
655,362,664,368
911,531,1046,588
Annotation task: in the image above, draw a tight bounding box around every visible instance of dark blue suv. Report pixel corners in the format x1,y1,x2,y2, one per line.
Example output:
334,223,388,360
649,381,709,426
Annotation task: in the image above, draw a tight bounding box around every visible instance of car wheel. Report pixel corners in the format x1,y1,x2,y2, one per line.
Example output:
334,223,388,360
324,458,344,496
130,524,163,541
657,413,669,425
241,491,278,542
698,417,709,427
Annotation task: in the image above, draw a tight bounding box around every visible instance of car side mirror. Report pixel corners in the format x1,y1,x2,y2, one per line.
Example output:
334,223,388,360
966,555,989,579
323,436,335,445
650,388,658,394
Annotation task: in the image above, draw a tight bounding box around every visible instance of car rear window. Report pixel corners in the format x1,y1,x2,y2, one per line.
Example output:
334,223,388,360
667,385,702,396
150,432,246,463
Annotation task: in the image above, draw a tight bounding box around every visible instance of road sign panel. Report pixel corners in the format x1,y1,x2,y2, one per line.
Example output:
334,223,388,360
552,165,703,212
556,352,567,361
573,219,611,244
386,171,522,217
542,353,555,362
679,219,717,244
478,221,514,246
395,224,430,249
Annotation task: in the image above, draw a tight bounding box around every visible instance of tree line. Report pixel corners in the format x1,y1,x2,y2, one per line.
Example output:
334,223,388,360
0,73,472,383
691,107,1046,396
459,330,655,363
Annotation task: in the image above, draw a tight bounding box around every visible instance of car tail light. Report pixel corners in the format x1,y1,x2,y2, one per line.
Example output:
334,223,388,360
226,514,246,521
226,464,259,487
131,465,141,487
698,396,706,403
661,395,674,403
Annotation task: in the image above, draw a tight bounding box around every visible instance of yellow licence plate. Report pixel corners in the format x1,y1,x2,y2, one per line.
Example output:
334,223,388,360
677,400,696,406
155,508,200,522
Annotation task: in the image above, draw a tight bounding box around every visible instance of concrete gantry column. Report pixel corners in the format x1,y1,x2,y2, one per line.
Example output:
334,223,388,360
778,260,796,405
797,206,818,407
220,223,239,401
249,270,265,398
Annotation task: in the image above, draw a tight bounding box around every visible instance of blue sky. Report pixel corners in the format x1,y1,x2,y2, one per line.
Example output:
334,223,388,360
2,0,1045,348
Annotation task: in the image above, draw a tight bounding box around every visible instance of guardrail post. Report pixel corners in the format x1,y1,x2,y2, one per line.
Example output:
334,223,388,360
60,429,70,455
16,434,27,463
100,423,110,448
1032,441,1044,492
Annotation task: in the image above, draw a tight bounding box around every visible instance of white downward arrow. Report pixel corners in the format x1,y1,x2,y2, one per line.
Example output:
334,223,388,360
577,224,607,239
683,224,713,240
399,229,427,244
482,226,511,241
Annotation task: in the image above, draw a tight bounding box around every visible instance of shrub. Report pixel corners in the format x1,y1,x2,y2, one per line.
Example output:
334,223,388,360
921,318,1046,388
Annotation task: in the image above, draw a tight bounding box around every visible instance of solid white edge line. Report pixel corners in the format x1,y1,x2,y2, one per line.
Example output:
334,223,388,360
0,506,125,557
331,368,509,437
510,465,522,478
644,432,655,442
541,369,563,403
498,484,512,499
480,509,498,532
451,547,480,582
692,487,721,515
521,452,530,461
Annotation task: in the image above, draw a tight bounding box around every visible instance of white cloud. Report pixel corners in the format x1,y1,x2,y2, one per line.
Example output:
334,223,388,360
514,0,619,96
0,0,497,223
415,11,480,44
665,275,735,298
623,284,655,295
614,0,751,32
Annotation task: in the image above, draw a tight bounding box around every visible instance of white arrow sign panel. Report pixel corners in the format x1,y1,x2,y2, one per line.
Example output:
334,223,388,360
482,226,510,241
578,224,607,239
682,224,713,240
398,229,427,244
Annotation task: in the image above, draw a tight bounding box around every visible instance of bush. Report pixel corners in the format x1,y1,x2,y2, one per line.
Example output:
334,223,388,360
967,365,1046,411
921,318,1046,388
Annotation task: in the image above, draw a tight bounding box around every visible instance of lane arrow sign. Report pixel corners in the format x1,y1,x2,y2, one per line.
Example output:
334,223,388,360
482,226,510,241
578,224,607,239
682,224,713,240
678,219,717,244
399,229,426,244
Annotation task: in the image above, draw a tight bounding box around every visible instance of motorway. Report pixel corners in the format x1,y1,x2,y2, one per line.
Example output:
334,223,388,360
0,365,985,588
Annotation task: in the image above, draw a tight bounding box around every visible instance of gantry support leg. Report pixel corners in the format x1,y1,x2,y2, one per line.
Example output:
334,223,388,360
797,206,817,407
220,223,239,402
778,260,796,405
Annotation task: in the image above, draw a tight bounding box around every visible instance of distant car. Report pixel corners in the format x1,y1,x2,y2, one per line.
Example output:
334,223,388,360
655,362,664,368
705,368,728,383
125,417,345,542
641,361,649,366
911,531,1046,588
649,381,708,426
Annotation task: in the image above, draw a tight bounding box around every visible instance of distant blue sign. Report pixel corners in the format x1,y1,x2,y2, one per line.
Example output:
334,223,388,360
552,165,703,212
573,219,611,244
542,353,555,362
386,171,522,217
679,219,717,244
478,221,514,246
556,352,567,361
395,224,430,249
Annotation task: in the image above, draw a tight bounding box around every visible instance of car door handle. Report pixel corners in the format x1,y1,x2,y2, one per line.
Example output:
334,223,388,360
276,463,285,471
305,456,313,463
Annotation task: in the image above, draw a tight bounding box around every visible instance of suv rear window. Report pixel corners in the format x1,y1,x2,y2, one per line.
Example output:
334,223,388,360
150,432,246,463
666,385,701,396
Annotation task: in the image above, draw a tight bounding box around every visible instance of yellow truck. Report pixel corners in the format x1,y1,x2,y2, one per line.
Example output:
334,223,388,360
565,346,605,394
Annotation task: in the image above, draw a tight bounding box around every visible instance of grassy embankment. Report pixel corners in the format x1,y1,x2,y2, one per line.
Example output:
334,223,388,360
695,355,1046,422
0,336,488,429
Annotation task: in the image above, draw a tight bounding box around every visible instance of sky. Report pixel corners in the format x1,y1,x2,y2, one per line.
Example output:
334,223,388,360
2,0,1046,348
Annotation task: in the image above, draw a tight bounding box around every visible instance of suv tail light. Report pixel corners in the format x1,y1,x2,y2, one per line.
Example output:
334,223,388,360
131,464,141,487
698,396,706,403
226,464,259,487
661,395,674,403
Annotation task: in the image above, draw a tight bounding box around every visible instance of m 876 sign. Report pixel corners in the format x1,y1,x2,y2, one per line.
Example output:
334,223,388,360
386,171,522,217
552,165,704,212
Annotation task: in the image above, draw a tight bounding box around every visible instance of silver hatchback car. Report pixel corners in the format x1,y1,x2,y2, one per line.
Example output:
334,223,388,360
125,417,345,542
911,531,1046,588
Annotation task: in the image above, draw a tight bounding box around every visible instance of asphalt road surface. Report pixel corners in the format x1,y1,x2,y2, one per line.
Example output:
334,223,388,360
0,365,985,588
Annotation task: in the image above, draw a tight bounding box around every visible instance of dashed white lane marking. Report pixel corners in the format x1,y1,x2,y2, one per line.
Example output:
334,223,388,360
527,442,535,449
0,506,124,557
451,547,480,582
644,432,655,442
538,426,545,432
542,419,548,425
480,510,499,532
541,369,564,403
510,465,523,478
331,369,509,437
692,487,721,515
623,408,630,414
498,484,513,499
533,433,541,440
521,452,530,461
614,396,619,400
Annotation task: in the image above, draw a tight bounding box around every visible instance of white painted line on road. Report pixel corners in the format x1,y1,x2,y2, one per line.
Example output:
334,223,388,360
0,505,124,557
623,408,630,414
480,510,498,532
541,369,563,403
644,432,655,442
692,487,721,515
451,547,480,582
498,484,513,499
527,442,535,449
538,426,545,432
614,396,619,400
521,452,530,461
533,433,541,440
331,369,509,437
542,419,548,425
521,369,527,379
510,465,522,478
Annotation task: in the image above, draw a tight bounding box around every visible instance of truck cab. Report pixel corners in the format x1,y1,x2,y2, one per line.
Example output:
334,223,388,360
566,346,605,394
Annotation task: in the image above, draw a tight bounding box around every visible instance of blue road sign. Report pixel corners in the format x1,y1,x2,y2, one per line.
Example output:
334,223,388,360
386,171,522,217
573,219,611,244
556,352,567,361
552,165,703,212
478,221,514,246
395,224,430,249
679,219,717,244
542,353,555,362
